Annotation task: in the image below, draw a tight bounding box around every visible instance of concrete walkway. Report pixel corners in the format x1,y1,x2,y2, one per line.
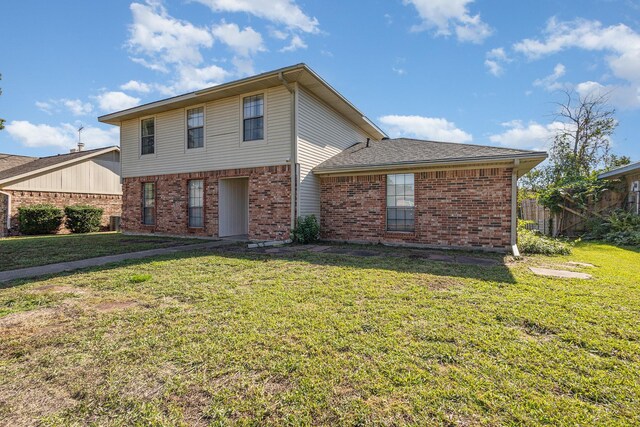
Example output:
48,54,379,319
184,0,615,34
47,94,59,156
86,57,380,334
0,240,235,284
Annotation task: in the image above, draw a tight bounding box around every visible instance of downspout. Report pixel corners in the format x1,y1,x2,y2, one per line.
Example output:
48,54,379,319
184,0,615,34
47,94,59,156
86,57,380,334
0,190,11,236
278,72,297,233
511,160,520,257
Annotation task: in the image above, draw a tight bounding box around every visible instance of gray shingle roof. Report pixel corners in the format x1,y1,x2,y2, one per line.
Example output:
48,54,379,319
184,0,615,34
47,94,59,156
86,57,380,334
0,153,37,173
314,138,547,172
0,147,116,182
598,161,640,179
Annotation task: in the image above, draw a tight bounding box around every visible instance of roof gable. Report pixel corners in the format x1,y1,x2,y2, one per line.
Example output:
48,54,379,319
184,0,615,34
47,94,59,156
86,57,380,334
0,147,120,185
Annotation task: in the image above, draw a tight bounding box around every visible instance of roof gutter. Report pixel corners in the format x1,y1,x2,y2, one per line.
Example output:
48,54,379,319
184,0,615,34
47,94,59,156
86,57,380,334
598,161,640,180
313,152,548,175
278,72,298,231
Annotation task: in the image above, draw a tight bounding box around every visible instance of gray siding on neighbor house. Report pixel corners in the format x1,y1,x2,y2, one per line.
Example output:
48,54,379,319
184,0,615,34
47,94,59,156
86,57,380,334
297,86,376,218
3,151,122,195
120,86,292,178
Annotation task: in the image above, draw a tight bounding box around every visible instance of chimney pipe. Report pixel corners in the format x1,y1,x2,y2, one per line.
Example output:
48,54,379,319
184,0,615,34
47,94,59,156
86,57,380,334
77,142,85,152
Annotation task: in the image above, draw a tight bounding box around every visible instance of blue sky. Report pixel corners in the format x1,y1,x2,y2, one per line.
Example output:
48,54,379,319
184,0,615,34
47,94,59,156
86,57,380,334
1,0,639,160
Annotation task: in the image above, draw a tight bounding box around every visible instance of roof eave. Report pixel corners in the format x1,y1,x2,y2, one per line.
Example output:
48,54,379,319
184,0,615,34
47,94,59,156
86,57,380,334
598,162,640,180
313,152,547,175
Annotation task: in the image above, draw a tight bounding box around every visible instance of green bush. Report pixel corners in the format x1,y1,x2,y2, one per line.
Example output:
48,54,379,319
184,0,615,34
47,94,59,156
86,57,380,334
585,209,640,246
17,204,64,235
292,215,320,244
517,220,572,255
64,205,104,233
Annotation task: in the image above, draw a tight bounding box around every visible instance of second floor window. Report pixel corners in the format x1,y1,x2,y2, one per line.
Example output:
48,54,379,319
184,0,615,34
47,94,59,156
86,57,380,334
188,179,204,228
141,117,155,155
142,182,155,225
187,107,204,149
243,94,264,141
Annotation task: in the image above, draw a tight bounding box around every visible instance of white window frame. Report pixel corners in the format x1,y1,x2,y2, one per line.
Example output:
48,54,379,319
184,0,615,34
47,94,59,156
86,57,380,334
185,104,207,152
239,91,267,146
139,115,157,158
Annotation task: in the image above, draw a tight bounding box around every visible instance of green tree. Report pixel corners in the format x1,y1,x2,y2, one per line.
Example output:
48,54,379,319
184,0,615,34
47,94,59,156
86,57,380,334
549,89,617,180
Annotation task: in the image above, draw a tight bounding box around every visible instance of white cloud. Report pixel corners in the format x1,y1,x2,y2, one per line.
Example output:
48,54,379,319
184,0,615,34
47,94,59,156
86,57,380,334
6,121,119,150
392,67,406,76
484,47,510,76
403,0,492,44
513,18,640,109
212,21,265,56
156,64,230,95
575,80,640,109
35,101,54,115
35,99,93,116
128,2,214,69
120,80,152,93
533,63,566,91
193,0,320,33
379,115,473,143
489,120,565,151
94,91,141,112
280,34,307,52
514,18,640,84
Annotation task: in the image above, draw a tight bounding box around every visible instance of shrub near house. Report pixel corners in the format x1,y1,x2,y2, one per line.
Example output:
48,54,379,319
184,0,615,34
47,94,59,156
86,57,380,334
17,205,64,235
64,206,104,233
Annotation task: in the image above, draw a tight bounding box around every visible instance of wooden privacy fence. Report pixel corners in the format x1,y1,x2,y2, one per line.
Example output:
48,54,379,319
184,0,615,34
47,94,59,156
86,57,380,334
520,189,626,237
520,198,552,235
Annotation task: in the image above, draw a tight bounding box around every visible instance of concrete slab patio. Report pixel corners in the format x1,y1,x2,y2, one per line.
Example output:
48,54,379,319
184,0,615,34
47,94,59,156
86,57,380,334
0,240,235,283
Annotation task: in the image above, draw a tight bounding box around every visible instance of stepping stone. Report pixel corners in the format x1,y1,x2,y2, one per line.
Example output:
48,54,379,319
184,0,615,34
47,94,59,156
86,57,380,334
529,267,592,279
455,256,500,266
565,261,595,268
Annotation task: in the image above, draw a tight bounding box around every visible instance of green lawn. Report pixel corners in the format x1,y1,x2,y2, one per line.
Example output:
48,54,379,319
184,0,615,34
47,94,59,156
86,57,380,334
0,233,205,271
0,242,639,426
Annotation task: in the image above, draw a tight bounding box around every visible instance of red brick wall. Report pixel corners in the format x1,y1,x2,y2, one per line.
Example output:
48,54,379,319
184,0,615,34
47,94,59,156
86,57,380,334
320,167,513,250
2,190,122,235
121,165,291,241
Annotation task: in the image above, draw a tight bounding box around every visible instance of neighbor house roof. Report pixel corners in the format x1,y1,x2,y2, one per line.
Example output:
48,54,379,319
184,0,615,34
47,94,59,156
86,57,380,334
313,138,547,175
98,63,386,140
0,146,120,185
0,153,37,173
598,161,640,180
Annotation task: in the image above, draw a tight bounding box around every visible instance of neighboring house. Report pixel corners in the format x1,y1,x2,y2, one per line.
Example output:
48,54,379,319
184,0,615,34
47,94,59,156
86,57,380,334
599,161,640,215
0,145,122,236
99,63,546,252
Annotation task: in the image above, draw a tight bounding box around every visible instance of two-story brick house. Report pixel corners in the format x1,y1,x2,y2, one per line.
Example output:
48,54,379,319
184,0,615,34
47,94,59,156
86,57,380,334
99,63,546,252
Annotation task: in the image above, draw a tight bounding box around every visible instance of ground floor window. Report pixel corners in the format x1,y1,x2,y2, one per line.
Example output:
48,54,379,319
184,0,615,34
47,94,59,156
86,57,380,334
387,173,415,231
188,179,204,228
142,182,155,225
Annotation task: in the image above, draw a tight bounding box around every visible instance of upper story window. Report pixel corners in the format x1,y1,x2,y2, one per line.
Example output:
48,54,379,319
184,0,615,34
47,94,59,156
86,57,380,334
187,107,204,149
243,94,264,141
387,174,415,232
141,117,155,155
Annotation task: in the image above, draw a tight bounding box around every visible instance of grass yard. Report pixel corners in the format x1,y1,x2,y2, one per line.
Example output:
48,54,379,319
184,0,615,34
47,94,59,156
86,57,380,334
0,233,205,271
0,242,639,426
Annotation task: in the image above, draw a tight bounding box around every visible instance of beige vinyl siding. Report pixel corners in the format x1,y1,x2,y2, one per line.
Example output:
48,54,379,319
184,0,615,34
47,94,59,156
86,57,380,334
120,86,292,178
297,86,376,218
4,151,121,195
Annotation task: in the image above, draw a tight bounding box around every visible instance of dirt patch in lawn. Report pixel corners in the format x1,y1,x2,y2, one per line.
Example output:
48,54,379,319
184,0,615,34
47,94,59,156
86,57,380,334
31,284,87,295
92,300,138,312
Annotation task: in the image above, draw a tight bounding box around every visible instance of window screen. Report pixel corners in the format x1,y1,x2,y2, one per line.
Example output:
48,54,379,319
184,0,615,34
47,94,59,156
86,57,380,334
243,94,264,141
188,179,204,228
142,182,155,225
